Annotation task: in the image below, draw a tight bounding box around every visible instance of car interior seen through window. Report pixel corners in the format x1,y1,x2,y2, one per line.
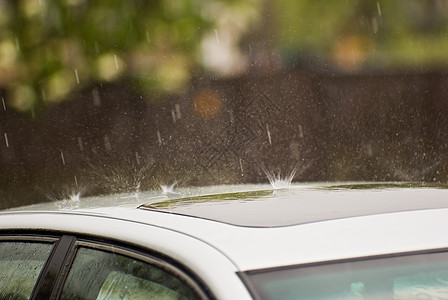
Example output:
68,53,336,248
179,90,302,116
60,246,199,300
246,251,448,300
0,241,54,300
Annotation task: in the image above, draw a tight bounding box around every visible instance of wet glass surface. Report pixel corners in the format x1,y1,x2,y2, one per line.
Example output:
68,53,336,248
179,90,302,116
61,246,198,300
0,241,53,299
247,251,448,300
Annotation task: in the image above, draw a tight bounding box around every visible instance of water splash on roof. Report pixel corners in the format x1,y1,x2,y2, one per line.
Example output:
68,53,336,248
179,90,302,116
261,164,300,190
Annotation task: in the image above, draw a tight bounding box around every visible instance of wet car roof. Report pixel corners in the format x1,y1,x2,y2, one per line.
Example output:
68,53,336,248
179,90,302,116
140,183,448,227
6,183,448,228
4,183,448,270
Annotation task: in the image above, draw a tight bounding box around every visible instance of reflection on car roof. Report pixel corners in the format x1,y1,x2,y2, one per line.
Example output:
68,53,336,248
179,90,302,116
140,183,448,227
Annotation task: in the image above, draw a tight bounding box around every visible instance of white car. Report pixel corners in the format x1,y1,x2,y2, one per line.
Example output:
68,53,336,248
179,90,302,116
1,183,448,299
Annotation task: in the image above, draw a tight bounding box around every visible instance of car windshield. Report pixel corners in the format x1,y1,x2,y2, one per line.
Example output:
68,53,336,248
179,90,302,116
1,1,448,208
246,251,448,300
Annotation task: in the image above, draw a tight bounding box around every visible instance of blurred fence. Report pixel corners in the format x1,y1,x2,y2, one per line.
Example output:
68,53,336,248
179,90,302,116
1,68,448,208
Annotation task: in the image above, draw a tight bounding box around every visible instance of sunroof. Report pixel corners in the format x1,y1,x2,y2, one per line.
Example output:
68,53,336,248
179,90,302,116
140,185,448,227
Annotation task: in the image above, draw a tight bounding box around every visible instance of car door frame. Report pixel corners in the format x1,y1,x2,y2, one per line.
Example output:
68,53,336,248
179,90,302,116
0,231,215,300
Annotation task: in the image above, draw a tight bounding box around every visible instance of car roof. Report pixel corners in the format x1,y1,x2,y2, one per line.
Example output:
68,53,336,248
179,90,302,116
3,183,448,271
7,182,448,227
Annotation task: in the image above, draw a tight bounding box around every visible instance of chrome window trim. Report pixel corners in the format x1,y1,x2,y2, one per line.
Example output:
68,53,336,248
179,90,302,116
0,235,58,243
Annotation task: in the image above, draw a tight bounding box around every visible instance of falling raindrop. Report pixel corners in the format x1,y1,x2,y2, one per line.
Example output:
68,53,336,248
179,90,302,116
74,175,78,188
146,30,150,43
214,29,220,45
171,109,177,123
266,123,272,145
239,158,244,173
60,151,66,166
77,137,84,151
74,69,80,84
175,104,182,120
15,38,20,51
114,54,119,69
92,88,101,106
372,18,379,33
157,130,162,146
171,104,182,123
228,111,235,123
1,98,6,111
104,136,112,151
4,133,9,148
376,2,382,17
135,151,140,165
298,125,304,138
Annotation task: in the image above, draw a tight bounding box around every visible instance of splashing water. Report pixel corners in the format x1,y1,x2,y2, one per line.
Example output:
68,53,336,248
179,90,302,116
160,182,180,198
87,155,152,194
261,164,300,190
55,192,81,210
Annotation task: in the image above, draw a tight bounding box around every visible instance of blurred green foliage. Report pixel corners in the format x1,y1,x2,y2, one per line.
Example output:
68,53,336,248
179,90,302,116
273,0,448,70
1,0,260,111
2,0,448,112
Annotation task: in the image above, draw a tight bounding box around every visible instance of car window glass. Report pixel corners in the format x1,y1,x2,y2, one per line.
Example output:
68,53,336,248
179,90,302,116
60,246,199,300
247,251,448,300
0,241,53,300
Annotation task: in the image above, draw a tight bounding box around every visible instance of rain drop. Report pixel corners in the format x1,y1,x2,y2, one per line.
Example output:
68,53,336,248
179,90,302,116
92,88,101,106
4,133,9,148
175,103,182,120
372,18,379,33
228,111,235,123
157,130,162,146
74,69,80,84
377,2,382,17
135,151,140,165
60,151,65,166
171,109,177,123
239,158,244,173
266,123,272,145
104,136,112,151
77,137,84,151
114,54,119,69
214,29,220,45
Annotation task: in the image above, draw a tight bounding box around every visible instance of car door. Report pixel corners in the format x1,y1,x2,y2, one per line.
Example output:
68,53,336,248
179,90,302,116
0,235,56,300
0,234,211,300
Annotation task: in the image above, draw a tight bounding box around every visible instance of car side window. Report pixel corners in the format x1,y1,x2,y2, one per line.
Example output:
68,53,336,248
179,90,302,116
0,241,53,300
60,246,200,300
